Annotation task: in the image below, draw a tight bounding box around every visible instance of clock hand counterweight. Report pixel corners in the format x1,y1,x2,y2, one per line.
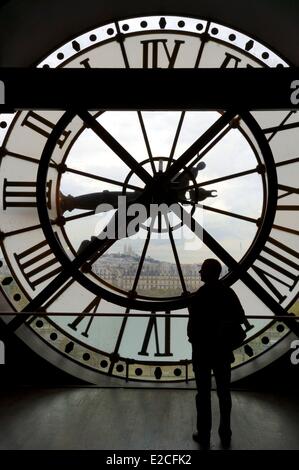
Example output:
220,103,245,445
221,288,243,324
59,190,141,213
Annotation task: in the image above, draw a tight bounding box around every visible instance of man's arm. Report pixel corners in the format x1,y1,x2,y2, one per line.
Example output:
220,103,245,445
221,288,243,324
187,296,197,343
187,318,191,343
229,289,246,324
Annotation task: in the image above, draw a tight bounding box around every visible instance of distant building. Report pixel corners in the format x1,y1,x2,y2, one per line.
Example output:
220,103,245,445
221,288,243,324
93,252,202,294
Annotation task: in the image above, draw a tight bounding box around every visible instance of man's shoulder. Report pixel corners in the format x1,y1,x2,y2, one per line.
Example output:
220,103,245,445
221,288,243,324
222,285,236,295
218,286,242,306
191,284,210,299
191,282,231,295
190,283,239,301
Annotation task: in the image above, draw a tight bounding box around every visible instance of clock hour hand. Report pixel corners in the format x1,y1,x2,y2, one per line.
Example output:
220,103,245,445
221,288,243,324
59,190,141,213
18,194,152,320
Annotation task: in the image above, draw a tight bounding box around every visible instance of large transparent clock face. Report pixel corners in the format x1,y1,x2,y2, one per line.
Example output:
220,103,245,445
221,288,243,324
0,15,298,384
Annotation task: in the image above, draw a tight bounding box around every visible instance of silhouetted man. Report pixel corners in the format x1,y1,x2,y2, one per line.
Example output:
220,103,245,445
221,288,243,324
187,258,246,448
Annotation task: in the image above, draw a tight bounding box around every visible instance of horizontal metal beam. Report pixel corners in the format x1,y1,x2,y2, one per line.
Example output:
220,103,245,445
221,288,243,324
0,68,299,111
0,312,298,319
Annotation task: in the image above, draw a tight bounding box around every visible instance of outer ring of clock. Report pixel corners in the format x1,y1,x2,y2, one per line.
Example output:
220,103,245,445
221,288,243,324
0,13,297,385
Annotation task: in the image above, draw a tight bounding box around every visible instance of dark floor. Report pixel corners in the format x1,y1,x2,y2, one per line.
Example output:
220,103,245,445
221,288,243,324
0,387,298,450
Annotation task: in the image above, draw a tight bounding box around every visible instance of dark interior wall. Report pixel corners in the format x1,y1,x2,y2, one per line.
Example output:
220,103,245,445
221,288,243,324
0,0,299,66
0,0,298,388
0,319,86,385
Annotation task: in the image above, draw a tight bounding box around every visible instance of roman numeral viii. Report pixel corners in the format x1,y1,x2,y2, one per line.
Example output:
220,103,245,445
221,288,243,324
14,239,61,290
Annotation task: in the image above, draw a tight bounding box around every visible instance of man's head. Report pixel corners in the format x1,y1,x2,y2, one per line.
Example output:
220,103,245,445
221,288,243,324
199,258,222,283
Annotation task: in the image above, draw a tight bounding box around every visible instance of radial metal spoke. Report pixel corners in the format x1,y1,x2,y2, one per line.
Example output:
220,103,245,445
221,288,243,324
133,229,152,292
183,166,260,191
198,203,257,224
167,217,187,293
4,149,56,168
78,110,152,185
137,111,156,174
273,224,299,236
277,205,299,211
115,21,130,68
66,166,142,191
1,223,41,238
263,111,297,142
194,21,210,68
166,111,185,169
277,184,299,196
275,156,299,167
